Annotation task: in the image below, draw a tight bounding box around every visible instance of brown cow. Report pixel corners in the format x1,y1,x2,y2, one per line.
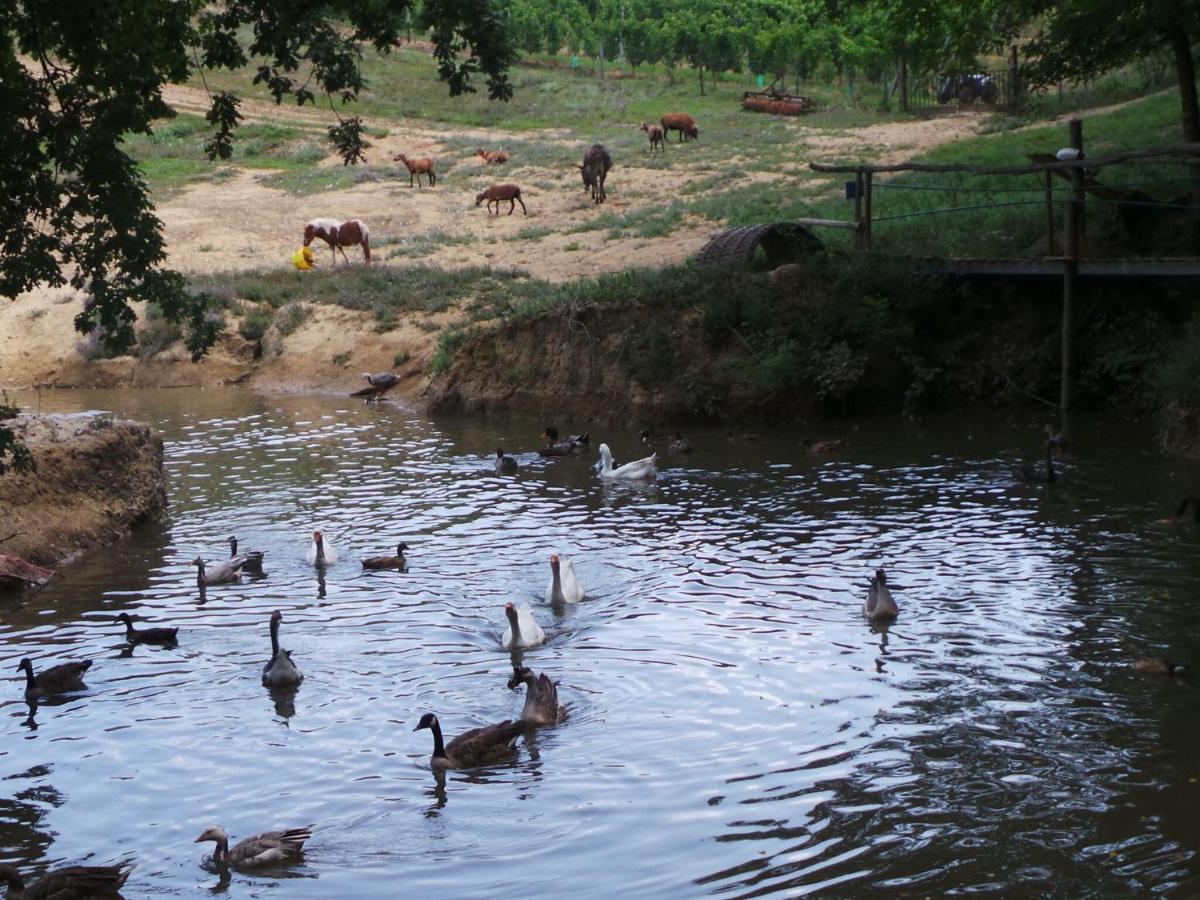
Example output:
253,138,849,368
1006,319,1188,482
660,112,700,143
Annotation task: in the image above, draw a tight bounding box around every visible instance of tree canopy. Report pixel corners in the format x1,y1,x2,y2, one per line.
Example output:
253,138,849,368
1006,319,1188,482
1,0,515,358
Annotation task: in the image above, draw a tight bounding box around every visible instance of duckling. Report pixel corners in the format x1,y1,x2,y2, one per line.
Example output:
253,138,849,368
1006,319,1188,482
863,568,899,623
195,825,312,867
362,543,409,570
495,448,518,474
114,612,178,646
261,610,303,687
538,426,589,457
192,556,245,586
16,657,92,698
412,712,524,769
0,860,134,898
1014,439,1057,483
227,536,265,575
802,437,845,453
502,601,546,649
668,431,692,454
1133,657,1188,676
305,529,338,566
507,665,567,725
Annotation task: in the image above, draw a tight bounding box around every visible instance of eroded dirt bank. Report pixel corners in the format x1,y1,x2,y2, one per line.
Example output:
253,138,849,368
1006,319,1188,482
0,414,166,567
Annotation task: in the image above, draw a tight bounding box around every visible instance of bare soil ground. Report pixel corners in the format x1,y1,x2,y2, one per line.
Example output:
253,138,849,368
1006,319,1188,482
0,86,986,396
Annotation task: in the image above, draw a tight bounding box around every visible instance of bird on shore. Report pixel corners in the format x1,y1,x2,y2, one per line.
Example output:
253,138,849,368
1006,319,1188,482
863,568,899,623
1014,439,1057,483
195,825,312,868
362,543,409,570
596,443,656,481
192,556,245,586
262,610,303,687
306,529,338,567
508,665,567,725
538,426,589,456
0,860,134,898
17,657,92,698
351,371,400,401
546,553,584,605
115,612,178,646
412,712,524,769
495,448,518,474
502,601,546,650
227,536,265,575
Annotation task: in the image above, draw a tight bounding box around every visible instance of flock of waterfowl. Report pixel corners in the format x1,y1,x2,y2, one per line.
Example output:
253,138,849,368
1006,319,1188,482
6,417,1192,895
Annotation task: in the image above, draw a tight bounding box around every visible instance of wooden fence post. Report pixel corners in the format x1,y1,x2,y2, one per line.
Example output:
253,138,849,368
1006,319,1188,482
1008,46,1022,112
899,57,909,113
854,170,864,250
1044,171,1056,256
863,171,874,250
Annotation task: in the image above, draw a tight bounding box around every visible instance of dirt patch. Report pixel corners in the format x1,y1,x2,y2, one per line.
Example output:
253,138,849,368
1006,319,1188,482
0,414,166,568
0,85,991,396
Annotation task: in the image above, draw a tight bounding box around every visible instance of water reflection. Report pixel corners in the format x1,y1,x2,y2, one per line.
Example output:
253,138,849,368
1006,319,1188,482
0,389,1198,895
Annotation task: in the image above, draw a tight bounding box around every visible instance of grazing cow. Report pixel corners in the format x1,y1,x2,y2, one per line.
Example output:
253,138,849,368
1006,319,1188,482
660,112,699,143
303,218,371,265
578,144,612,205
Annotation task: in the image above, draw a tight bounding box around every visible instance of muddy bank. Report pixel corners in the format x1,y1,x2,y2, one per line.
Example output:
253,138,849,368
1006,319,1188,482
0,414,166,568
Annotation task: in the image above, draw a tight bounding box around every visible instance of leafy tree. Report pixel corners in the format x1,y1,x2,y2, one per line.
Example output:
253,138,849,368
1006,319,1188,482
1,0,516,362
1020,0,1200,144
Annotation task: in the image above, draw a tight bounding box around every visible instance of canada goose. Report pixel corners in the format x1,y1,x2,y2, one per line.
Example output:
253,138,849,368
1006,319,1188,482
495,448,518,474
114,613,178,646
538,426,589,457
507,665,567,725
546,553,584,604
192,556,245,586
802,437,845,453
412,712,524,769
1133,657,1188,676
17,657,92,698
350,371,400,401
502,601,546,650
595,443,656,481
227,536,265,575
863,568,899,623
1014,440,1057,483
195,825,312,867
261,611,303,687
306,529,338,567
0,860,133,898
362,543,409,570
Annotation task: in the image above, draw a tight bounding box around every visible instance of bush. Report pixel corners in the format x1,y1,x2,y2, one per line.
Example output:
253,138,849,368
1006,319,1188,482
137,318,183,359
239,308,273,342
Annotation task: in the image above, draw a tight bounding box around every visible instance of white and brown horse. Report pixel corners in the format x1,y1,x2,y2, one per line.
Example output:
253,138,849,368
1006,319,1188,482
303,218,371,265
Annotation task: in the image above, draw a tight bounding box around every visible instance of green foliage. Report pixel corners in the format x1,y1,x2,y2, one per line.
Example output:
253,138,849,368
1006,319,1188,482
393,351,412,366
238,308,274,342
137,318,184,359
431,326,474,373
0,394,34,476
1,0,516,363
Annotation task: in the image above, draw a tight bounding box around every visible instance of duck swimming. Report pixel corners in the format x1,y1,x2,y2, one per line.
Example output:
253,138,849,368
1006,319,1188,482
17,657,92,699
502,601,546,649
261,610,303,687
1014,439,1057,483
595,443,656,481
195,825,312,868
546,553,585,604
538,426,589,457
362,543,409,570
507,665,567,725
412,712,524,769
306,529,338,566
863,568,899,623
495,448,518,474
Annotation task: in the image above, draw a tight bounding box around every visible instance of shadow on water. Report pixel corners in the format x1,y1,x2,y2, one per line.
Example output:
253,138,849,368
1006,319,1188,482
1,388,1199,895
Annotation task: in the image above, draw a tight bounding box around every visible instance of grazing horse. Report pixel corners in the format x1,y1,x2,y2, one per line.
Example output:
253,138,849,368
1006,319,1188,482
303,218,371,265
577,144,612,205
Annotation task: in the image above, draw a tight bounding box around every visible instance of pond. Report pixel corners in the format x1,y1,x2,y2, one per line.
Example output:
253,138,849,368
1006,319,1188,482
1,388,1198,897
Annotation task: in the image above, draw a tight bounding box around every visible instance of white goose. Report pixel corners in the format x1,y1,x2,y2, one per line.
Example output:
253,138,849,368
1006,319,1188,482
595,442,656,481
262,610,303,687
501,602,546,650
305,529,338,566
546,553,585,604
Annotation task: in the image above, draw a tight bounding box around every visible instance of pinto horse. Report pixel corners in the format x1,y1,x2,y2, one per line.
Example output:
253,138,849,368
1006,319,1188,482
302,218,371,265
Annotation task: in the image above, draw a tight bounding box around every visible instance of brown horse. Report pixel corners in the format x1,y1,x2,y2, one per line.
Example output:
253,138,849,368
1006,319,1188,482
303,218,371,265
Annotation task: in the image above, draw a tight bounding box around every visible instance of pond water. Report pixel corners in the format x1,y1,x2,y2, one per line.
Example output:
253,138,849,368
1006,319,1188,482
1,388,1199,897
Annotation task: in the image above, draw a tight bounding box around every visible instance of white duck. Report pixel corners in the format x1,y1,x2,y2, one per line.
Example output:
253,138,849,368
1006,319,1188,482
546,553,585,604
501,601,546,650
262,610,303,687
595,442,656,481
305,529,338,566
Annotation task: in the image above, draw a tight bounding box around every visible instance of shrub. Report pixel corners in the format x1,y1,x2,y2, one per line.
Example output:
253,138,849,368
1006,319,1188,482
239,308,273,342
